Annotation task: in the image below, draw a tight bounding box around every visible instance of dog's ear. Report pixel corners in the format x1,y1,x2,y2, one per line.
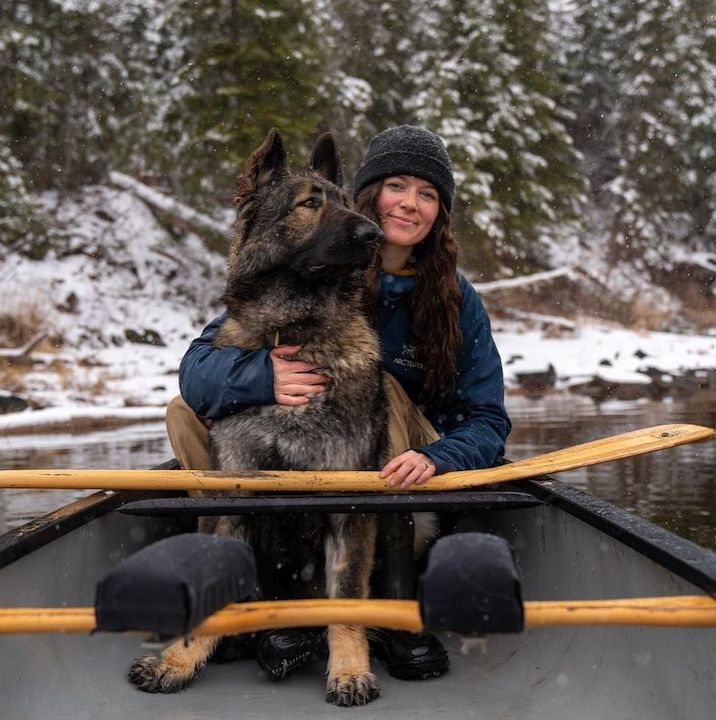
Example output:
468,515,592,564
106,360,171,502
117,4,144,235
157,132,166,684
236,128,287,201
309,132,343,187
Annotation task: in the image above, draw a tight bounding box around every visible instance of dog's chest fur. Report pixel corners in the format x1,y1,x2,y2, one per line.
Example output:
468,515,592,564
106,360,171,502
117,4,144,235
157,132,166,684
210,308,386,472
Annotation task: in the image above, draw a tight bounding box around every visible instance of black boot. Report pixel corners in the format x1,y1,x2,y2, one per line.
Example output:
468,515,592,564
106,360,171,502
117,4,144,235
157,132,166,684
369,627,449,680
256,627,325,681
371,513,449,680
212,632,260,663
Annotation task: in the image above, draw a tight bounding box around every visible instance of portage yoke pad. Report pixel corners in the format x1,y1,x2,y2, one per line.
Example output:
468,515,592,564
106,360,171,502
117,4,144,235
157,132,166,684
95,533,256,637
418,532,524,635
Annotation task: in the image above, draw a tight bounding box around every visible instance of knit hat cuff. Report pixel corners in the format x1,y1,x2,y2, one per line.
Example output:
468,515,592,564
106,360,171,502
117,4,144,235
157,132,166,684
354,150,454,210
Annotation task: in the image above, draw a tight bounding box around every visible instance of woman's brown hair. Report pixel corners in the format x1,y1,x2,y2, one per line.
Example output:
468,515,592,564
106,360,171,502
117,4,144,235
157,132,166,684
355,181,463,401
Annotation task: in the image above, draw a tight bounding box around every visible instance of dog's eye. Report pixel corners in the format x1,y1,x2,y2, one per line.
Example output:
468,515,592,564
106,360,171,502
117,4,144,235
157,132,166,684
298,197,320,209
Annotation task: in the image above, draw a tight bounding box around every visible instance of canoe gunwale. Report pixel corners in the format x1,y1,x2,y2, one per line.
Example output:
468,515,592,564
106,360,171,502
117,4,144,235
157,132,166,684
522,477,716,595
0,490,183,570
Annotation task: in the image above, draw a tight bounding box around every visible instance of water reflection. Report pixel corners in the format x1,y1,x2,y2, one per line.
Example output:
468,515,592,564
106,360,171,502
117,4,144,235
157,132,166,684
0,396,714,548
505,392,716,549
0,422,171,534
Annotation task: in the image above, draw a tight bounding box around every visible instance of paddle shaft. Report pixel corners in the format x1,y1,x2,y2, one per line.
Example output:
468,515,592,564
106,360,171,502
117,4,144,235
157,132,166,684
1,596,714,634
0,424,713,492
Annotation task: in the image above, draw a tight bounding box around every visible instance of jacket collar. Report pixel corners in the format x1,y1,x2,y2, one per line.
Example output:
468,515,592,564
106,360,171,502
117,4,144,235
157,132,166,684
379,271,416,301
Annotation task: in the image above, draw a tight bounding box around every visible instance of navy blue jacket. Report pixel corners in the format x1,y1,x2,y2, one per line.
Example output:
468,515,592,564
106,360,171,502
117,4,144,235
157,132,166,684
179,272,511,473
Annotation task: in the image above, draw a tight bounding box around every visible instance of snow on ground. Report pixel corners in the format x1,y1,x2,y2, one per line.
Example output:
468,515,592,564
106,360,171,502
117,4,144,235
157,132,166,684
1,185,227,421
493,322,716,388
2,318,713,434
0,406,166,433
1,182,714,434
2,186,226,355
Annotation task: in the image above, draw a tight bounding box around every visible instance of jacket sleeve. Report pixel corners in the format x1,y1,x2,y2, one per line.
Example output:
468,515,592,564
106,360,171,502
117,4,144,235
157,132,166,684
415,277,511,473
178,312,276,420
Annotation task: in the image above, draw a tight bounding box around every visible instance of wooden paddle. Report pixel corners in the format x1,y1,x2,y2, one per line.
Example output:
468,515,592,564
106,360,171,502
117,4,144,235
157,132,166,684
1,595,714,634
0,423,712,492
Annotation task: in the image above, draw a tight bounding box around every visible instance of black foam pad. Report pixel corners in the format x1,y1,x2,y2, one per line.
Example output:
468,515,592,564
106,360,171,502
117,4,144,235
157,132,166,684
95,533,255,637
418,532,524,634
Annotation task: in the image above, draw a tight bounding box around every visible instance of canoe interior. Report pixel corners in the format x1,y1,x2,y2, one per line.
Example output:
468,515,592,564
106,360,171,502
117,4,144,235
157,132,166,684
0,481,714,720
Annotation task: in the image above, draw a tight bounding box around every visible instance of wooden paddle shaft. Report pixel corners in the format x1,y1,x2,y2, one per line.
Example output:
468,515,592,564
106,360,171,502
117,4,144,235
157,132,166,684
0,424,713,491
1,596,714,634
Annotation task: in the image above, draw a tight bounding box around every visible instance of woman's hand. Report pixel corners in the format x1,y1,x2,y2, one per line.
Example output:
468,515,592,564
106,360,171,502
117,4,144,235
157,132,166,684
380,450,436,489
270,345,331,406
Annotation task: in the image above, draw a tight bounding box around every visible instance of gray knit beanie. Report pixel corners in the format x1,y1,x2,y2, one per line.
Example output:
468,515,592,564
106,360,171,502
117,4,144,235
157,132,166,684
353,125,455,210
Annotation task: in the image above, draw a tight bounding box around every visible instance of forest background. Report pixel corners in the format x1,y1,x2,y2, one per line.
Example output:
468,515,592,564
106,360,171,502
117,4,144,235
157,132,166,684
2,0,715,550
1,0,715,332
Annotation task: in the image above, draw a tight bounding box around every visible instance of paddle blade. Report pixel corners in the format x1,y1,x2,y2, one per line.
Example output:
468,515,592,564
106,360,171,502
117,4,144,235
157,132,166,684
435,422,716,490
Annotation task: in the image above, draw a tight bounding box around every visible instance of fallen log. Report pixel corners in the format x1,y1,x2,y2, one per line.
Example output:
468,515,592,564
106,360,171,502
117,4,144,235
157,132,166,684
0,333,47,362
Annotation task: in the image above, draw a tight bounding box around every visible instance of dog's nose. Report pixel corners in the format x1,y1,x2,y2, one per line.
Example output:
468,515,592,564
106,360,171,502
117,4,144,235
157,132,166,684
353,220,383,247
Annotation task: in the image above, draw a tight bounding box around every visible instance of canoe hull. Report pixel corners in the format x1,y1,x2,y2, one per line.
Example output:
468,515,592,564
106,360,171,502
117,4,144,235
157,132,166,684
0,481,714,720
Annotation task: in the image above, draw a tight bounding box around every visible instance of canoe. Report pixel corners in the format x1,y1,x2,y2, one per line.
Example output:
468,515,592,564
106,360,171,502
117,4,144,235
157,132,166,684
0,465,714,720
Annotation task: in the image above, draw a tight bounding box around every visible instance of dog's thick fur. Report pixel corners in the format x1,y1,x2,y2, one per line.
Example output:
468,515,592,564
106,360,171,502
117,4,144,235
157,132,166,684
129,129,387,706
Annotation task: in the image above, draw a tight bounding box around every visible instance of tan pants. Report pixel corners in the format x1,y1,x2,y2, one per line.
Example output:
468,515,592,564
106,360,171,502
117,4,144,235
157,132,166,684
165,373,438,470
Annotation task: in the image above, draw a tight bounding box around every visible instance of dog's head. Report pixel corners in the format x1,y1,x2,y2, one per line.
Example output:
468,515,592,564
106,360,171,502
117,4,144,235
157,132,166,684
227,129,382,287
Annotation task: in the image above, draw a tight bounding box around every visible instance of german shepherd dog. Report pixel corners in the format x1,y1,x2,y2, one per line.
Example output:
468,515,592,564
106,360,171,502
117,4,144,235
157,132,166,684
129,129,387,705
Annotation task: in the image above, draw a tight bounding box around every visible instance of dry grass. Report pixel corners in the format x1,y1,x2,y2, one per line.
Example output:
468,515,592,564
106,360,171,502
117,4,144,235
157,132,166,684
482,269,714,332
675,283,716,331
483,274,634,326
0,297,66,397
47,358,75,390
623,295,679,331
81,372,109,397
0,302,50,348
0,358,28,394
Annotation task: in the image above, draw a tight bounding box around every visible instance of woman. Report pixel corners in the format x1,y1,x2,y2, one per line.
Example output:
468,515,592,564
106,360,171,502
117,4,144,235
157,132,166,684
167,125,511,681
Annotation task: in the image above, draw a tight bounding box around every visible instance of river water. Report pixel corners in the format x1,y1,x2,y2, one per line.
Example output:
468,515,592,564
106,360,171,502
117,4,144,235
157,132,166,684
0,393,714,547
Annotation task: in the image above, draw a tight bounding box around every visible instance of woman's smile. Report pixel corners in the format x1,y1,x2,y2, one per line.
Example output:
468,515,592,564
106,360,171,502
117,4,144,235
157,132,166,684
376,175,440,255
385,214,416,227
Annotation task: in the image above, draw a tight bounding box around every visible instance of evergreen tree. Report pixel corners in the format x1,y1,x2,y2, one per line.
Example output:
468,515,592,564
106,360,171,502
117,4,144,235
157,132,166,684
0,137,58,259
311,0,425,174
560,0,622,191
150,0,326,205
567,0,716,258
0,0,144,190
412,0,585,276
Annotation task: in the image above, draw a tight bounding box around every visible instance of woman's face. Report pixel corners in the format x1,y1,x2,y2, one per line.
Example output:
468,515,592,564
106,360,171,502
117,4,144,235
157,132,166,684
375,175,440,250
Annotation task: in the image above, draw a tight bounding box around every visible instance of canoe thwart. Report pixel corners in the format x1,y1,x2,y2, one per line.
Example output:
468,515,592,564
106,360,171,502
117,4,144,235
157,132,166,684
1,529,715,636
116,491,543,516
2,595,715,636
89,531,715,639
95,534,255,637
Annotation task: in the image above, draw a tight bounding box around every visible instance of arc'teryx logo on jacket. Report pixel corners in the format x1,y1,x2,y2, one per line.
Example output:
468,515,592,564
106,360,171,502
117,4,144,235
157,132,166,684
393,343,424,370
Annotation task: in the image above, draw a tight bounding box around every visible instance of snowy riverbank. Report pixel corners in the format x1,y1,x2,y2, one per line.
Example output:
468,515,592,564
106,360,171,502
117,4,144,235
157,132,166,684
1,183,713,435
1,318,714,435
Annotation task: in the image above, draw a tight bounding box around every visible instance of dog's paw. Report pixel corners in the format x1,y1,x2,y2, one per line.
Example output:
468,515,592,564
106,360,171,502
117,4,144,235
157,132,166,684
128,655,198,694
325,672,380,706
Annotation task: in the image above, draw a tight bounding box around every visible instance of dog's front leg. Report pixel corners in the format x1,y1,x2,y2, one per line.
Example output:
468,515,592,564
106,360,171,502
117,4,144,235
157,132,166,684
129,635,219,693
324,513,379,706
128,516,243,693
